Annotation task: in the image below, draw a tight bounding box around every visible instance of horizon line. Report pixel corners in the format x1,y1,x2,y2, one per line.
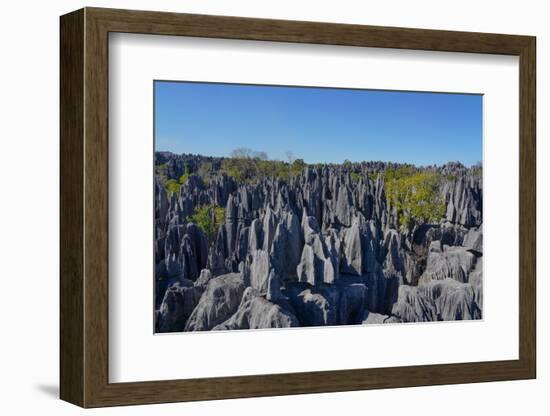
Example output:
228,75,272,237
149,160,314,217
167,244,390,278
155,150,481,169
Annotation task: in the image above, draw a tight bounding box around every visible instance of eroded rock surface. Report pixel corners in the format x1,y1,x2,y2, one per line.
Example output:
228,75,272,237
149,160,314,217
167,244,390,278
184,273,245,331
155,154,483,332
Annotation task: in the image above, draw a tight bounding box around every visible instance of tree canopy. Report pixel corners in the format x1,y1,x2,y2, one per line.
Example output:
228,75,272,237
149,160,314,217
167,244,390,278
384,167,446,229
221,148,306,183
189,204,226,243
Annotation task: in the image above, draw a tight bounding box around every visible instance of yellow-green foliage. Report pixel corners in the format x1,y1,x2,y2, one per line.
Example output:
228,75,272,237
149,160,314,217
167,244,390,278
219,148,309,183
257,159,289,181
189,204,226,242
197,162,212,184
221,156,304,183
165,179,181,194
350,172,361,183
221,157,248,182
179,173,190,184
164,173,192,195
290,159,306,176
155,163,169,179
384,167,445,228
471,162,482,178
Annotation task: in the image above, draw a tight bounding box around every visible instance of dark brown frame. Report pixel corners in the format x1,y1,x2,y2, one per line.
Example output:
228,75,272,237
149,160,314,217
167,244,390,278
60,7,536,408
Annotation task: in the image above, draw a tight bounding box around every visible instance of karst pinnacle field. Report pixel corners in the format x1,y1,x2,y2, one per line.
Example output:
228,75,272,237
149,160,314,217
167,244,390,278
153,81,483,333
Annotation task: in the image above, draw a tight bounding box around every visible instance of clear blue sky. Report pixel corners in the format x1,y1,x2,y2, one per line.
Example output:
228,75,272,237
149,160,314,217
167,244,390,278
155,81,482,167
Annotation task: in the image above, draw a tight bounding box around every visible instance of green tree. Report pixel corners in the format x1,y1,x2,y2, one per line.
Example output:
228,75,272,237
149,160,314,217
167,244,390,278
165,179,181,194
290,158,306,176
222,148,275,183
221,158,245,182
350,172,361,183
178,173,190,184
384,168,445,229
189,204,226,242
197,161,212,183
221,148,309,183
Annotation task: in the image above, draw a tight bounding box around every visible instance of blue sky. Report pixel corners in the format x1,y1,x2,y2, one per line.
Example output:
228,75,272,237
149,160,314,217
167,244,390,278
154,81,482,167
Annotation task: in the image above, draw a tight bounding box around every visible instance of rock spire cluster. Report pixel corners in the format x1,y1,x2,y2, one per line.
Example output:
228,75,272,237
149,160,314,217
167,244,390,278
154,153,483,332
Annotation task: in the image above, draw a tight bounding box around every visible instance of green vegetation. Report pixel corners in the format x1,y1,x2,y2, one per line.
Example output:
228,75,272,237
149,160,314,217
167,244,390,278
471,161,482,178
189,204,226,242
179,173,190,184
220,148,306,183
257,159,290,181
384,167,445,229
165,179,182,194
163,173,197,195
221,157,248,182
158,150,457,232
350,172,361,183
155,162,169,179
290,159,306,176
197,161,212,184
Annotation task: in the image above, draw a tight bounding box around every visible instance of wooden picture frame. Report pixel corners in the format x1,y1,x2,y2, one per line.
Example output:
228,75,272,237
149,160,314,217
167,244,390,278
60,7,536,408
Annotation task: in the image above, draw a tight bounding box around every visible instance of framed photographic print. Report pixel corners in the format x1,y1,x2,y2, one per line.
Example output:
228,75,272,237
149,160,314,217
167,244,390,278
60,7,536,408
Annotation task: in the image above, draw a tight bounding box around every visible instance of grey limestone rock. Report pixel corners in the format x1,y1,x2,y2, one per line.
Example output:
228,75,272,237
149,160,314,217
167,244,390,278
269,222,289,278
289,285,340,326
184,273,245,331
297,215,339,285
213,295,299,330
444,176,482,227
248,218,263,252
158,281,204,332
262,207,277,252
335,185,353,226
391,284,438,322
155,153,484,331
194,268,213,289
284,210,303,276
463,225,483,254
323,229,341,284
245,249,271,292
382,229,405,282
362,311,390,325
338,283,368,324
236,226,250,262
365,265,399,315
225,194,239,254
468,258,483,311
342,220,363,275
266,269,283,302
420,242,476,284
419,278,481,320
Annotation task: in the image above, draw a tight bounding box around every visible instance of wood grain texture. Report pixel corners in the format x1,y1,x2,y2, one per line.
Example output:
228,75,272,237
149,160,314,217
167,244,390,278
88,7,532,54
59,7,537,408
59,8,84,407
518,38,536,376
83,10,110,406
